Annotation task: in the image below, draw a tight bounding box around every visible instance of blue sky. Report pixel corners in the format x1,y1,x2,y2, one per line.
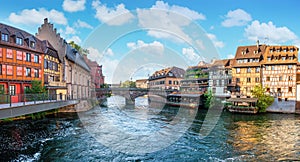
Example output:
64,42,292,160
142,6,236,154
1,0,300,83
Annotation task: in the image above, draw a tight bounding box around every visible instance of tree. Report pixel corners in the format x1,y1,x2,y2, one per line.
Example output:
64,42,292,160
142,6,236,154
251,84,274,112
203,89,214,108
25,80,46,94
121,80,136,88
69,41,89,55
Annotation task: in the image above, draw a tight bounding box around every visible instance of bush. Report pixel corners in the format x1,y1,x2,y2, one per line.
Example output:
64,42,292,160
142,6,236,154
251,84,274,112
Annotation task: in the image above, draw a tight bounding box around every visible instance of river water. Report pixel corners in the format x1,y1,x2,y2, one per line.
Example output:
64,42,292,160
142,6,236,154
0,96,300,161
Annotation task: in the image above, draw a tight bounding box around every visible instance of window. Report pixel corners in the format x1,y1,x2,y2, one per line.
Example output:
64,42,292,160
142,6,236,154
9,85,15,96
16,67,22,76
247,68,251,73
34,69,39,78
16,37,23,45
49,61,53,70
271,66,275,70
288,65,293,69
26,53,31,62
256,67,260,73
30,41,35,48
289,56,293,60
290,48,294,52
289,76,293,81
289,87,292,93
44,59,48,69
282,56,286,60
270,49,273,53
267,57,271,61
255,77,260,83
236,68,240,73
267,77,270,81
1,33,8,42
6,65,12,75
169,80,172,84
236,78,240,83
247,77,251,83
26,67,31,77
34,55,39,63
279,76,282,81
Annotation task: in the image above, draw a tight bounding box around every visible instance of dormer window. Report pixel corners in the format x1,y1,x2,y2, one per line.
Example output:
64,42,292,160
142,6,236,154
16,37,23,45
276,49,280,53
290,48,294,52
30,41,35,48
253,50,258,54
270,49,273,53
1,33,8,42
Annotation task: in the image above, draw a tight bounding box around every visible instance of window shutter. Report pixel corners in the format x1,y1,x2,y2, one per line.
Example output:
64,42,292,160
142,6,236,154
31,68,34,77
23,52,26,61
31,54,34,62
39,55,42,64
0,48,2,57
39,69,42,79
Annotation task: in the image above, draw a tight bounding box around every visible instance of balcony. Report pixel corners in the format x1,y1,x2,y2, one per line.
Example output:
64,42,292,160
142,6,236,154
48,81,67,87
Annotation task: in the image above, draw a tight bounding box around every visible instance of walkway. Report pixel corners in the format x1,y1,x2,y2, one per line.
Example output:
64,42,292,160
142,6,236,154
0,100,79,119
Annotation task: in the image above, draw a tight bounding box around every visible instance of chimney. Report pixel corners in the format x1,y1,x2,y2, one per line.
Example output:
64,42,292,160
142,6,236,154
44,18,48,24
256,40,259,49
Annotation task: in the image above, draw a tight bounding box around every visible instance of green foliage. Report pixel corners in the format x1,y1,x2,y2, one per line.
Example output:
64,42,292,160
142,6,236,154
25,80,46,94
69,41,89,55
121,80,136,88
251,84,274,112
100,83,110,88
203,89,214,108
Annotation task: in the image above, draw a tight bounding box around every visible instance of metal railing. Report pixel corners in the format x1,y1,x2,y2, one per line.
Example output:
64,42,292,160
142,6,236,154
0,93,78,107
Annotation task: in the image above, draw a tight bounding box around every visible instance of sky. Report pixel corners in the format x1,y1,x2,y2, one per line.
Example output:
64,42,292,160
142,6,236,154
1,0,300,83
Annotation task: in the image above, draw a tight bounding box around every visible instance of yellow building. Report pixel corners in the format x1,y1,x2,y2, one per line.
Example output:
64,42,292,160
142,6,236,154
232,43,266,97
136,79,148,89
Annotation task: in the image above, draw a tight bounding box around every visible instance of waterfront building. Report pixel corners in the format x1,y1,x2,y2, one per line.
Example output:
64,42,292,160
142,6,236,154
36,18,67,96
65,45,91,99
262,45,298,100
0,23,44,102
42,40,67,100
135,79,148,89
231,43,267,97
180,61,209,94
148,66,185,90
83,55,105,89
208,59,233,97
37,18,91,99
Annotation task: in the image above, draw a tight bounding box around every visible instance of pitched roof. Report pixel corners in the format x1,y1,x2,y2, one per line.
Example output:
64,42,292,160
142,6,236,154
234,45,267,59
65,44,90,72
149,66,185,80
0,23,44,53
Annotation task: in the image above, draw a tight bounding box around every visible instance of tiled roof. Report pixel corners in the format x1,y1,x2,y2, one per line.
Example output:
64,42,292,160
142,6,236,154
149,66,185,80
0,23,44,53
234,45,266,59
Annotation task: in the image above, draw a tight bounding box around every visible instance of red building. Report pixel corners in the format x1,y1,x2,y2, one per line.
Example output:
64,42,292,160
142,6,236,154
0,23,44,102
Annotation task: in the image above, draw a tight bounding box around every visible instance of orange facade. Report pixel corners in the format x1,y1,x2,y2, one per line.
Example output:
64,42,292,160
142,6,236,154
0,23,44,103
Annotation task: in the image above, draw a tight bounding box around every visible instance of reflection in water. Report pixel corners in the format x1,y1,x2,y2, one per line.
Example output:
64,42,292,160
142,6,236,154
0,96,299,161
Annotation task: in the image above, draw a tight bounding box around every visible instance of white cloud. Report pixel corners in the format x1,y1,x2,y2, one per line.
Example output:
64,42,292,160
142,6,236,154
63,0,86,12
65,26,76,35
87,47,119,83
75,19,93,29
127,40,164,54
222,9,252,27
104,48,114,56
92,0,134,26
206,33,225,48
67,35,82,44
152,1,206,20
137,1,206,44
182,47,201,64
245,20,298,44
227,54,235,59
8,8,67,26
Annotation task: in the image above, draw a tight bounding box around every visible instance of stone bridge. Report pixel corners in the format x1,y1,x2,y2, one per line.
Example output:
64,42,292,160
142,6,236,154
96,88,174,104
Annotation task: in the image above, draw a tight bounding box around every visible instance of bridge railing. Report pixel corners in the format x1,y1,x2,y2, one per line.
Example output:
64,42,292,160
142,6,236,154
0,93,72,107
